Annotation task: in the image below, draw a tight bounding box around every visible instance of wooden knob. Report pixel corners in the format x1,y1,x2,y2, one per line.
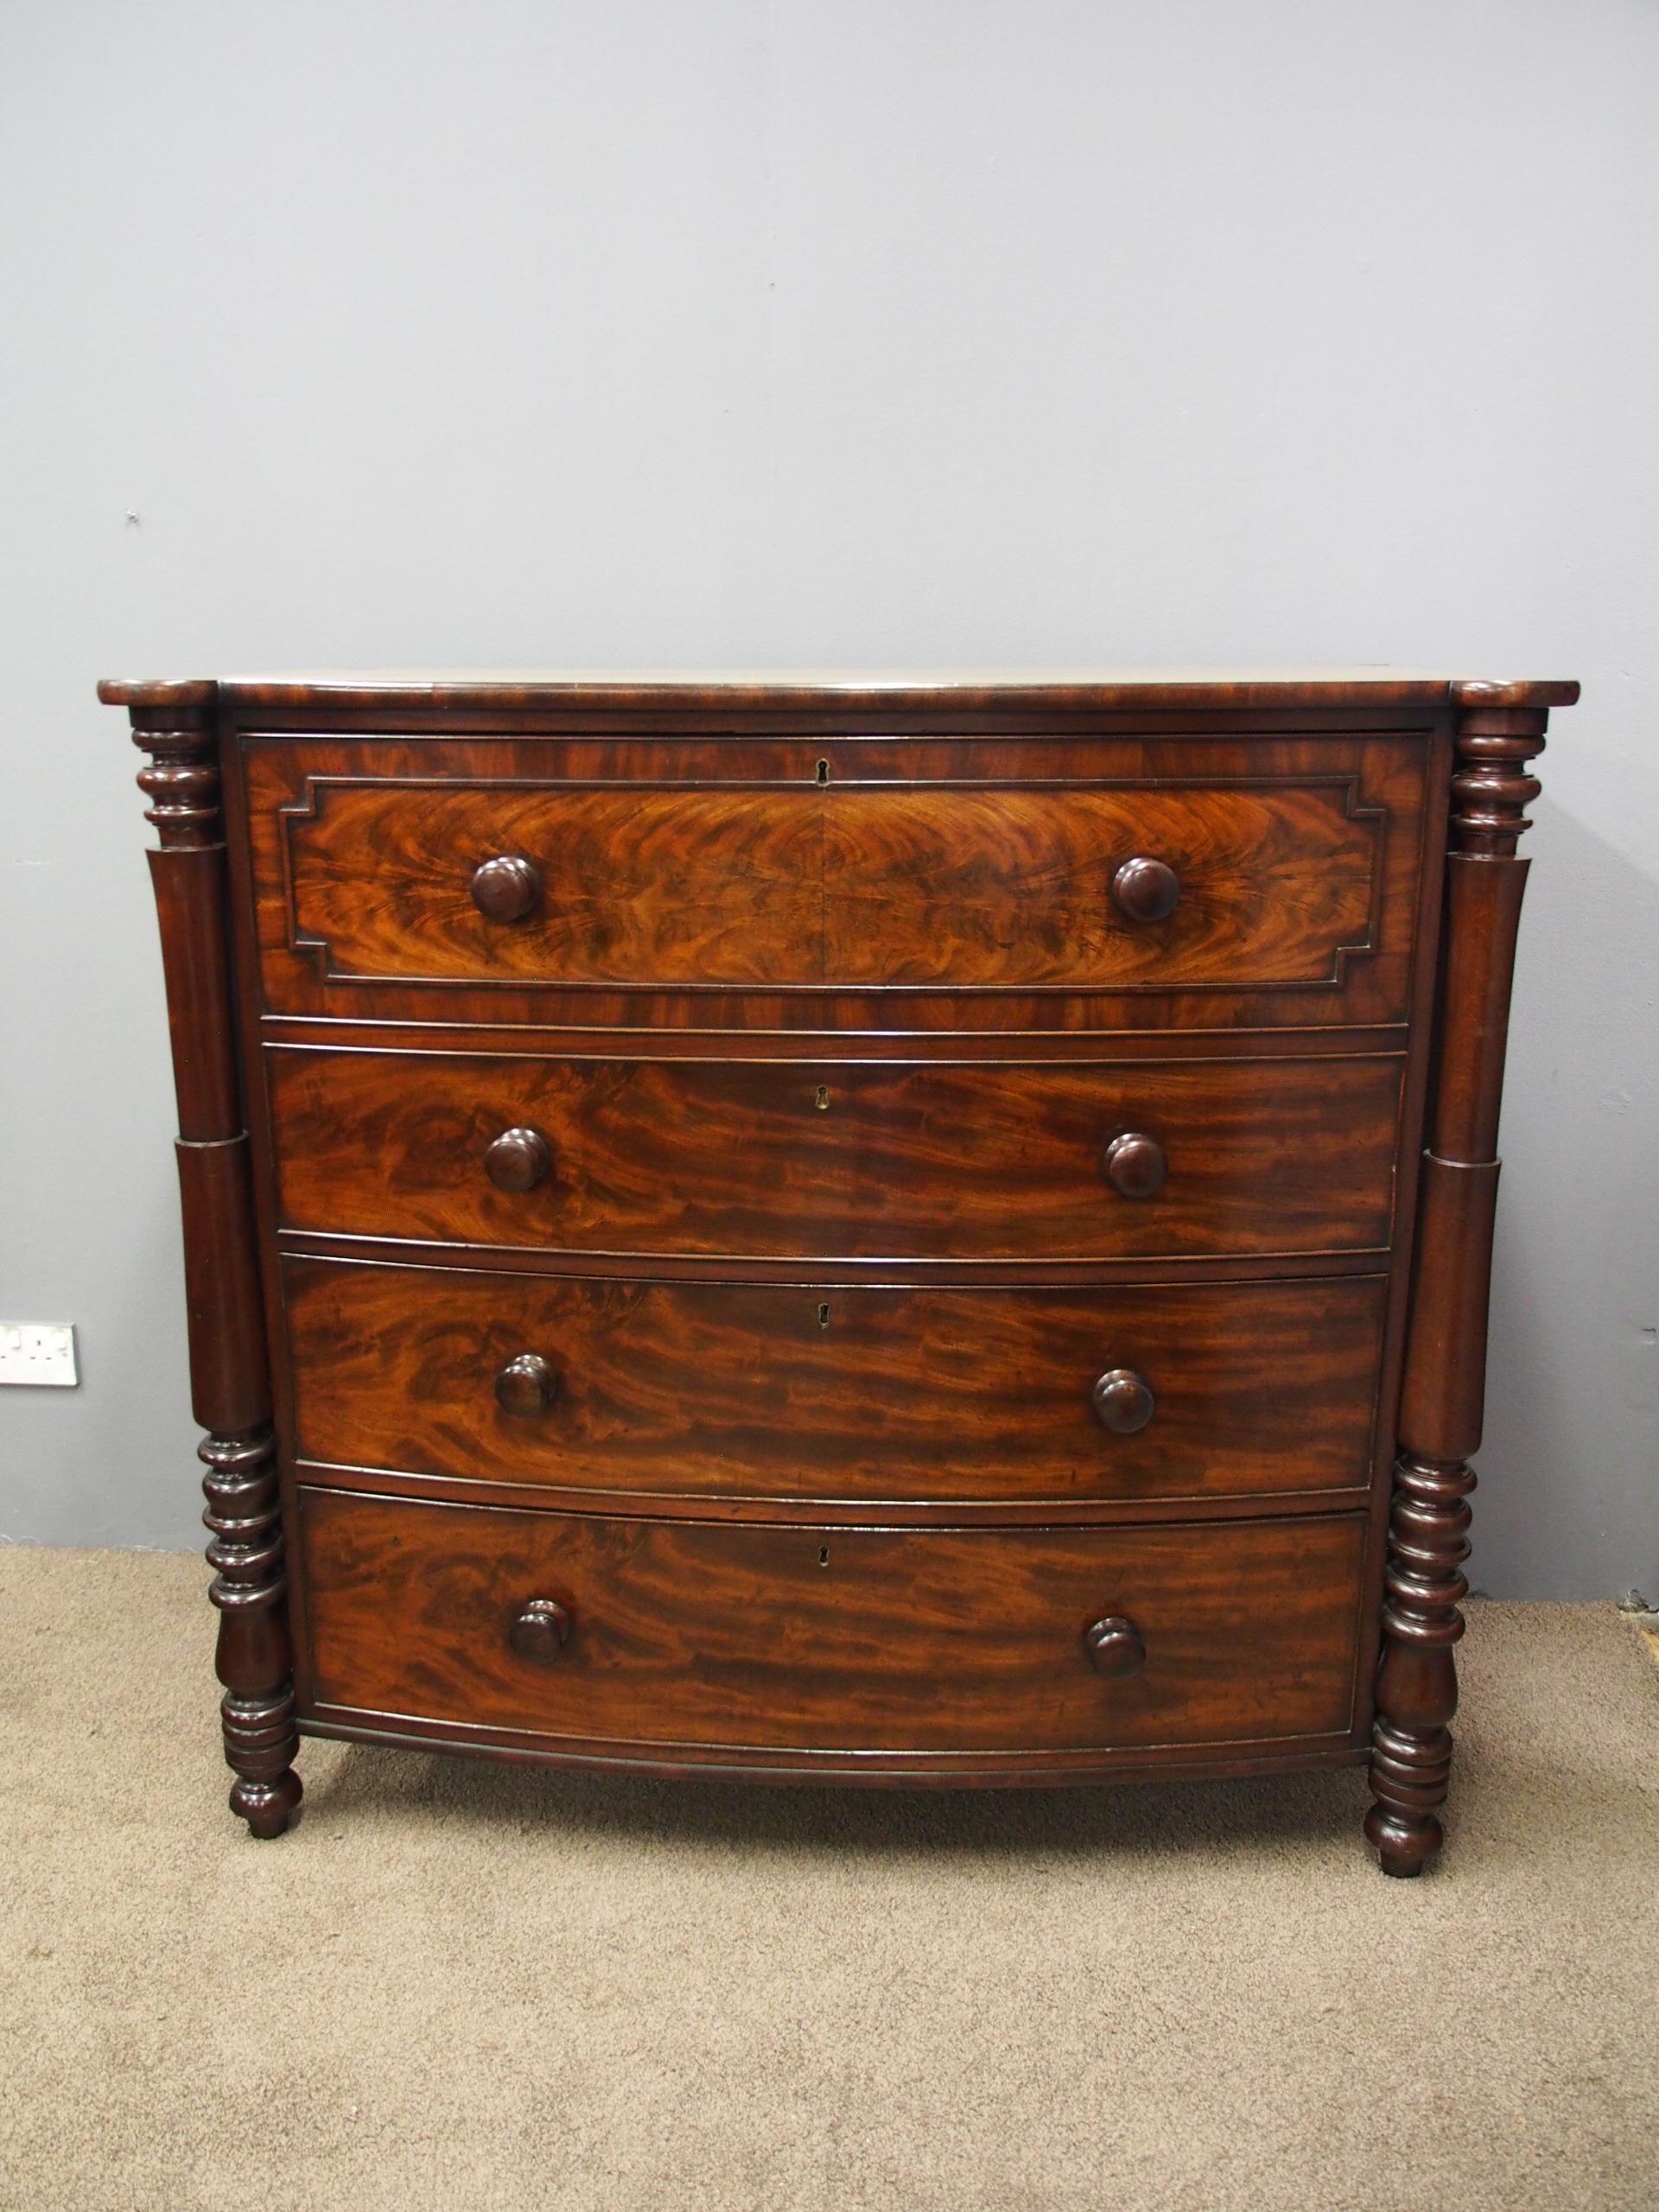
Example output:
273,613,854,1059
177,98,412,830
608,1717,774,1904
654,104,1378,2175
1102,1130,1167,1198
495,1352,559,1418
1111,855,1181,924
508,1598,570,1662
1084,1616,1147,1679
1092,1368,1155,1434
484,1125,551,1192
471,854,542,923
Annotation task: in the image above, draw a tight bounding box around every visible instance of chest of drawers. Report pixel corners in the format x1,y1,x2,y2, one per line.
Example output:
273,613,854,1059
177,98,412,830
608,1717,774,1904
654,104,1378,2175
103,670,1576,1874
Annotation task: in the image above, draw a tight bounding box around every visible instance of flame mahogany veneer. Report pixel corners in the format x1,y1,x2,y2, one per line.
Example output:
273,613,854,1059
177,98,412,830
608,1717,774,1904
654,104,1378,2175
283,1261,1390,1510
102,670,1576,1872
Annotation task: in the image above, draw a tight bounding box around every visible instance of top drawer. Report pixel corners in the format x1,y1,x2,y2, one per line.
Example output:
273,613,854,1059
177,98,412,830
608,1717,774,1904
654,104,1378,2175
241,734,1432,1029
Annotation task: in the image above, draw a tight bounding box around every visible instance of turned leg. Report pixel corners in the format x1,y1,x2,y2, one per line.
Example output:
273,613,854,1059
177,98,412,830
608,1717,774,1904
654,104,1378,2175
202,1428,302,1838
124,690,302,1837
1367,693,1548,1875
1365,1454,1472,1875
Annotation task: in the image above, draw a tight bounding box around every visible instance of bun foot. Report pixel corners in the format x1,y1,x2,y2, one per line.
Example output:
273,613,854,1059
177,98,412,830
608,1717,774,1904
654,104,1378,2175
1363,1798,1442,1878
231,1769,302,1840
220,1680,302,1838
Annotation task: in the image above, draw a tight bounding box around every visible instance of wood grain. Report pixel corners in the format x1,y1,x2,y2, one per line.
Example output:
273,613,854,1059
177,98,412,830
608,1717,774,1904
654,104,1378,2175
243,733,1430,1031
278,776,1382,991
283,1259,1390,1507
298,1489,1367,1756
265,1046,1405,1261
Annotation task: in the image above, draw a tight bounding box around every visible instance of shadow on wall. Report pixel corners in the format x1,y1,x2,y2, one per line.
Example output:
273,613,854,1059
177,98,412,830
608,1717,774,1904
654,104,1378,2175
1471,798,1659,1602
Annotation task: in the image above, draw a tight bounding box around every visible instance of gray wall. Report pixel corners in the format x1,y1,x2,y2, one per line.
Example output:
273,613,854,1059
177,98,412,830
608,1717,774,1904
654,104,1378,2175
2,1,1654,1595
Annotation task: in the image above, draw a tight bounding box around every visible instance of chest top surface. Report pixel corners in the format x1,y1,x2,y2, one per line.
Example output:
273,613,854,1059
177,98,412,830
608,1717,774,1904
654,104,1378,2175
99,668,1580,715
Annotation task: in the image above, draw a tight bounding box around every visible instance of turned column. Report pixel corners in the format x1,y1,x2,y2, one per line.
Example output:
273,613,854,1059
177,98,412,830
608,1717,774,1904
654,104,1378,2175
1366,690,1552,1877
113,681,302,1839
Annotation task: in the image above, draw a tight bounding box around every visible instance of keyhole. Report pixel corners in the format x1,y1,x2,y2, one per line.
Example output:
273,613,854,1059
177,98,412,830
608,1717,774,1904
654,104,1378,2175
815,1084,830,1112
816,757,830,785
817,1547,830,1567
817,1301,830,1328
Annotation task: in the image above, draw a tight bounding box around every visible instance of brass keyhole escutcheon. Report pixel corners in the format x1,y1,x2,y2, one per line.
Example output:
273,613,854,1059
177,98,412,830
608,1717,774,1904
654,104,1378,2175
816,757,830,785
817,1301,831,1328
815,1084,830,1112
817,1547,830,1567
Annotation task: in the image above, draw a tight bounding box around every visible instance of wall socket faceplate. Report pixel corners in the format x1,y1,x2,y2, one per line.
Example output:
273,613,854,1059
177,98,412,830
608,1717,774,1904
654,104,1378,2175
0,1323,79,1387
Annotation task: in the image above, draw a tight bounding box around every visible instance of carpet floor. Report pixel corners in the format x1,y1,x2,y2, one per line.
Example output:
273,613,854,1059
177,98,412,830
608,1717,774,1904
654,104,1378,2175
2,1548,1656,2212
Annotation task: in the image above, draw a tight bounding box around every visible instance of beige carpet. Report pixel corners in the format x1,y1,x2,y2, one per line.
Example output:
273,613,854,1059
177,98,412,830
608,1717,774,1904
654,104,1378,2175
3,1548,1656,2212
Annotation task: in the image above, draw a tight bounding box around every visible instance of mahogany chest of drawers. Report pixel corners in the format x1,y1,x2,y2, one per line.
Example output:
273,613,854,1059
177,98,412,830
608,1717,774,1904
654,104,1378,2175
103,670,1576,1873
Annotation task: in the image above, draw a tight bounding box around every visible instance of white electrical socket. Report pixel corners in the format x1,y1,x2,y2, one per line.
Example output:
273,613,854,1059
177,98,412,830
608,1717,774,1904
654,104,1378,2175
0,1323,79,1387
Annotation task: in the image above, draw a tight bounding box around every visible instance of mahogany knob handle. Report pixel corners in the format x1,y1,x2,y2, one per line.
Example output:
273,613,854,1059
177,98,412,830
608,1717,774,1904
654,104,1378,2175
484,1125,551,1193
508,1599,571,1662
495,1352,560,1418
1102,1130,1167,1198
1092,1368,1155,1434
1084,1616,1147,1679
1110,855,1181,924
471,854,542,923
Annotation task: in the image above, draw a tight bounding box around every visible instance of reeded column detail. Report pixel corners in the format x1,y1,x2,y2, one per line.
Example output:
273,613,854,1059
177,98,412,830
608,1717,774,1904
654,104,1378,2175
1366,696,1548,1876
